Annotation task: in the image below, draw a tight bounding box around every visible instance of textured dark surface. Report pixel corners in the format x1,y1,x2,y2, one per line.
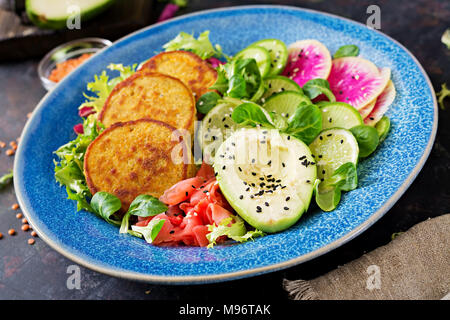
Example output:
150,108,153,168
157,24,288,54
0,0,449,300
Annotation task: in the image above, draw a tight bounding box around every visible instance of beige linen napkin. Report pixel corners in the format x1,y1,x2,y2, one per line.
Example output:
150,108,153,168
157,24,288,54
283,214,450,300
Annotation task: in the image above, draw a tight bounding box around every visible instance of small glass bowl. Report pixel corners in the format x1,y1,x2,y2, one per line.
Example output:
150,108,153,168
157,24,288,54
38,38,112,91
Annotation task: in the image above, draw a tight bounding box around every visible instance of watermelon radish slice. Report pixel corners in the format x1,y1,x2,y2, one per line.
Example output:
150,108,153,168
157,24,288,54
358,100,376,119
326,57,391,110
282,40,332,87
364,80,396,126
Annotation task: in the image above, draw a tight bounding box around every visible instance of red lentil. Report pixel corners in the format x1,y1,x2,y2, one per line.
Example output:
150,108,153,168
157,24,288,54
16,213,23,219
31,231,37,237
0,141,5,148
8,229,15,236
0,232,3,239
11,203,19,210
22,218,28,224
6,149,15,156
21,224,30,232
28,238,35,245
49,53,93,83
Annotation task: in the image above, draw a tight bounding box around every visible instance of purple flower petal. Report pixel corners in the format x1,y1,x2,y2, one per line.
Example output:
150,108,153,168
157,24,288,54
158,3,179,22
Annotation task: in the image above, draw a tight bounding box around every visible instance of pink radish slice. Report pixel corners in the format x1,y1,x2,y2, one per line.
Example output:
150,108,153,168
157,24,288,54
358,100,376,119
327,57,391,110
364,80,396,126
282,40,332,87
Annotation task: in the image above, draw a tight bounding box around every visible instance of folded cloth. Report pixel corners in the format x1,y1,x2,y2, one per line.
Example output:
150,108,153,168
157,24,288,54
283,214,450,300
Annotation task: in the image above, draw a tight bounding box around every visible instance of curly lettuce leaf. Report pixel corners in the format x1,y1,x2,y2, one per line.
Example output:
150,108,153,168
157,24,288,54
162,30,224,59
79,63,138,113
206,216,264,248
54,117,104,212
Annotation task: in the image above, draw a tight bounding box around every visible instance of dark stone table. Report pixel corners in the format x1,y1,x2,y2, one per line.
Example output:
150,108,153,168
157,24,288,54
0,0,448,300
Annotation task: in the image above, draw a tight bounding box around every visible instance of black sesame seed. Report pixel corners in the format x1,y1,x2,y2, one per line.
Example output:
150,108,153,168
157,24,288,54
319,136,323,140
252,158,255,163
222,165,226,170
252,172,257,176
238,167,242,172
185,192,188,196
287,136,291,140
246,187,250,192
318,155,323,158
306,180,311,183
239,195,243,200
284,207,289,210
327,133,332,137
322,169,326,174
299,155,306,160
224,124,229,128
282,162,286,167
340,140,344,144
286,196,290,201
212,135,216,141
203,190,208,194
170,230,175,234
329,118,332,123
267,160,272,166
191,185,196,189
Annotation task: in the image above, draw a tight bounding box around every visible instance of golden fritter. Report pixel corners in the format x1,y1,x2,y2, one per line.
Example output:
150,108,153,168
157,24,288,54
84,119,196,211
98,72,196,134
139,50,217,100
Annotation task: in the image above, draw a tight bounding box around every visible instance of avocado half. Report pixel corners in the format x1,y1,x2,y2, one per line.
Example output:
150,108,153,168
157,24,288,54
214,128,317,233
26,0,115,30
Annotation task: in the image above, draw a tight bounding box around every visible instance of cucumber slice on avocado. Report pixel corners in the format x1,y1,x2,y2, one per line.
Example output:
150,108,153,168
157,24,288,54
261,75,303,101
26,0,114,29
317,101,364,130
234,46,272,78
214,128,316,233
251,39,288,76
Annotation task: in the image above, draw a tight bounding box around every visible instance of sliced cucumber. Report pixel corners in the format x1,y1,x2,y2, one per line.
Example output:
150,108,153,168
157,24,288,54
199,98,242,163
309,128,359,182
317,101,363,130
26,0,114,29
263,91,311,120
375,116,390,143
251,39,288,76
261,75,303,101
234,46,271,78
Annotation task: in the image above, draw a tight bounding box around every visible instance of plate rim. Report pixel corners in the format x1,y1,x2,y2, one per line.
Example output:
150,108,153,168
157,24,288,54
14,4,438,284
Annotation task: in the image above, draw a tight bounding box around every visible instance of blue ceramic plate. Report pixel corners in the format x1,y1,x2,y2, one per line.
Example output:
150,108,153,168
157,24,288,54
14,5,437,284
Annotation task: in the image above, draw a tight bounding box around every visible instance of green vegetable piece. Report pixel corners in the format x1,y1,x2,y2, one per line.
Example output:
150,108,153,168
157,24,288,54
131,219,166,244
120,195,167,234
233,45,272,78
302,79,336,102
315,180,342,212
284,104,322,145
436,83,450,110
207,216,264,248
326,162,358,192
90,192,122,226
375,116,391,143
127,195,168,217
334,45,360,58
162,30,223,59
210,58,262,100
441,29,450,49
350,125,380,158
231,102,274,128
0,170,13,189
196,91,221,114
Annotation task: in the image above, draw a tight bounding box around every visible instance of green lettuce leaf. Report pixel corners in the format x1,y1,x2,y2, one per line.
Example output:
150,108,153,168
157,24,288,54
54,116,104,212
131,219,165,244
78,63,138,113
206,216,264,248
162,30,224,60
